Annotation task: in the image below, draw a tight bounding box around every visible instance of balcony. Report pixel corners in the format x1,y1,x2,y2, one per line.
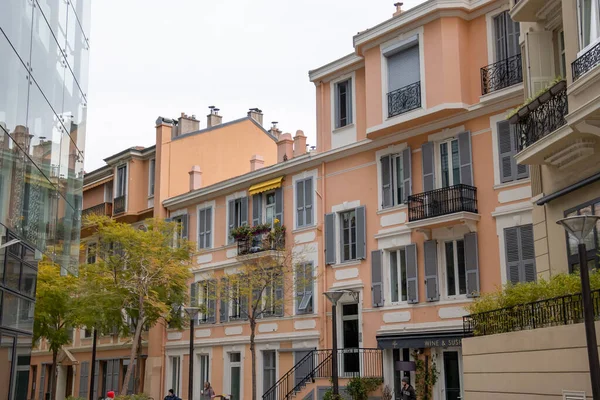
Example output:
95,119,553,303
113,195,126,215
509,0,552,22
481,54,523,95
236,228,285,257
572,41,600,81
387,81,421,118
81,202,113,219
407,184,478,223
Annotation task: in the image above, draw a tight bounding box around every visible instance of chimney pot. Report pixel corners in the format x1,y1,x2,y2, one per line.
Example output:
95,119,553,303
293,130,307,157
174,112,200,137
277,133,294,163
207,106,222,128
250,154,265,172
393,2,403,16
189,165,202,191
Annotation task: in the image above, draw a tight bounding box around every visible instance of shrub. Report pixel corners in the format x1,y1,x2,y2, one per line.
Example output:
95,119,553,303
345,377,383,400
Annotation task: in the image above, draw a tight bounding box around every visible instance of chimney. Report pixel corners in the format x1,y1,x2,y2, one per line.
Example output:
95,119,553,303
207,106,222,128
293,130,307,157
250,154,264,171
248,108,263,126
393,2,403,17
189,165,202,191
268,121,282,139
277,133,294,163
176,112,200,136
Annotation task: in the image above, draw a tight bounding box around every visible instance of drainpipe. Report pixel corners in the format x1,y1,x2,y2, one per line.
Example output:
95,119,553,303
320,161,327,349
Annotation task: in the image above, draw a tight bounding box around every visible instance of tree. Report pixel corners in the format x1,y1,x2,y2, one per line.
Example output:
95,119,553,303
33,260,80,400
211,224,316,400
85,216,193,396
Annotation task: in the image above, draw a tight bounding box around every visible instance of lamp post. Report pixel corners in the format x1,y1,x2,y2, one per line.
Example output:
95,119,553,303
184,306,200,400
557,214,600,399
324,291,344,396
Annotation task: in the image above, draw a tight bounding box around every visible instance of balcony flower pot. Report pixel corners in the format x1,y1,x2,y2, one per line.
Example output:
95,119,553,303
538,90,552,103
549,79,566,96
527,98,540,110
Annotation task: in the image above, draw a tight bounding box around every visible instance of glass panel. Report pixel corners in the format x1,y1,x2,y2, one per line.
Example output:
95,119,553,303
445,242,456,296
440,142,449,188
6,256,21,291
21,264,37,297
230,352,241,363
0,334,15,400
231,366,240,400
457,239,466,295
580,0,593,48
400,248,408,302
13,335,32,400
390,252,399,303
0,0,33,64
443,351,461,400
451,140,460,185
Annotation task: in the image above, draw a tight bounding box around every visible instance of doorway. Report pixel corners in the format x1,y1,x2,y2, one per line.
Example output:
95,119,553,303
341,303,360,376
442,350,462,400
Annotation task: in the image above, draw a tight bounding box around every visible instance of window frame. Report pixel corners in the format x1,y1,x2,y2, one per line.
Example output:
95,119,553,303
558,29,566,78
263,350,277,396
148,158,156,197
339,209,357,263
577,0,600,54
116,164,127,198
565,197,600,273
197,281,211,323
334,78,353,129
264,190,276,226
437,138,461,189
388,248,408,304
296,262,314,315
169,356,181,396
442,239,467,298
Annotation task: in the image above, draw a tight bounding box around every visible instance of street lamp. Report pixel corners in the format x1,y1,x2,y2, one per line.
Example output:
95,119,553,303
184,306,200,400
557,214,600,399
324,290,359,396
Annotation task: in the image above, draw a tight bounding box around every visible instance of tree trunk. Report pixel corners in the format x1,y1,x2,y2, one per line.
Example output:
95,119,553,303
135,327,143,394
120,309,144,396
49,350,58,400
250,319,257,400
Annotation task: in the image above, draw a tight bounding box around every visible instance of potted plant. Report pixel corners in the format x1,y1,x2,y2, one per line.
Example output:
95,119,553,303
252,222,272,235
230,225,252,240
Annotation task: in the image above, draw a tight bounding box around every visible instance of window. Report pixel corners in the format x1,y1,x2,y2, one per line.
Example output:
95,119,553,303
229,352,241,400
439,139,460,188
198,355,209,393
169,356,180,395
296,262,314,314
148,159,156,197
565,199,600,272
84,328,93,339
263,351,277,396
578,0,600,50
493,11,520,62
389,248,408,303
228,197,248,243
497,120,528,183
171,215,188,247
116,165,127,197
86,243,97,264
334,79,352,129
444,239,467,296
230,282,243,320
265,192,276,226
381,149,411,208
386,41,420,93
340,210,357,262
505,224,536,284
295,178,314,228
558,30,566,78
261,269,283,317
197,207,212,249
196,281,216,323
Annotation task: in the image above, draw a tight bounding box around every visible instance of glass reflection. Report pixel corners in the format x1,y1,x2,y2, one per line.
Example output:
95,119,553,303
0,334,15,400
12,335,32,400
0,0,33,64
0,36,30,144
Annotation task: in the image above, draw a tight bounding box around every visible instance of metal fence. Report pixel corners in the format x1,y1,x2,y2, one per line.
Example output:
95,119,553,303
480,54,523,95
572,41,600,81
407,184,477,222
387,81,421,118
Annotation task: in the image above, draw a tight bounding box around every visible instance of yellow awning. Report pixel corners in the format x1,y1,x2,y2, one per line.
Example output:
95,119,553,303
248,176,284,195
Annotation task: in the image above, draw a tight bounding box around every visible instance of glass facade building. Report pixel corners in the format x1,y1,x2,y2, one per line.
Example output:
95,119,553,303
1,1,90,399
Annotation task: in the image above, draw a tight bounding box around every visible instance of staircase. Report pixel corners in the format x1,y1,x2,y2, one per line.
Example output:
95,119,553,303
262,348,383,400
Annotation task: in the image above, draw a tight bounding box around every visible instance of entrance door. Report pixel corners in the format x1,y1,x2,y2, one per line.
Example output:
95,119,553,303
443,351,462,400
65,366,74,398
341,303,360,376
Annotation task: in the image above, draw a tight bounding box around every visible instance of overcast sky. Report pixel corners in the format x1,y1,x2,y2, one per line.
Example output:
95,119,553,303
85,0,427,171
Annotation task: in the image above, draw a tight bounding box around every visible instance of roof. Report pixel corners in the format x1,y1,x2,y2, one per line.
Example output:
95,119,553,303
170,116,278,143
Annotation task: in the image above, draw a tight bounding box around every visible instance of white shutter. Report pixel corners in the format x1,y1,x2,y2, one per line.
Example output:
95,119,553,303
525,31,555,96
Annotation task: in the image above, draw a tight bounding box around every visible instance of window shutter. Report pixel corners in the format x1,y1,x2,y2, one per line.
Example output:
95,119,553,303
93,361,99,399
296,180,305,227
402,147,412,203
381,155,393,208
494,12,507,61
79,362,89,398
421,142,435,192
304,178,313,226
424,240,439,301
112,360,120,392
325,213,336,265
335,84,341,129
274,271,284,316
181,214,188,240
355,206,367,259
198,209,206,248
458,131,473,186
228,200,235,244
240,197,249,226
106,359,113,390
464,232,480,297
252,194,262,226
274,188,284,225
405,244,419,304
498,121,515,183
520,225,536,282
304,263,313,312
387,44,420,92
207,280,217,323
371,250,384,307
39,365,45,400
240,290,249,320
219,278,229,323
295,265,303,314
505,227,521,284
347,79,353,124
205,208,212,248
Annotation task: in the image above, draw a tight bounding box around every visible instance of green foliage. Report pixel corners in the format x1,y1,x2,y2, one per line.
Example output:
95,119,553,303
412,351,439,400
506,76,564,119
114,395,152,400
467,271,600,315
345,377,383,400
323,389,345,400
381,385,393,400
66,396,86,400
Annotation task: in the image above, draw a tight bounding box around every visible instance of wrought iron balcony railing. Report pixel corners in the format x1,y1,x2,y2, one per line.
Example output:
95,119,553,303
81,202,113,219
572,41,600,81
387,81,421,118
481,54,523,95
113,195,126,215
510,80,568,150
237,230,285,256
408,184,478,222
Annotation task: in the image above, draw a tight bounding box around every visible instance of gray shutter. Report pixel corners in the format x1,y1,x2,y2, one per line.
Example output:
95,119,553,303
191,281,197,306
112,360,120,392
520,225,536,282
422,142,435,192
424,240,439,301
296,180,305,227
304,263,313,311
494,12,507,61
402,147,412,203
505,227,521,284
464,232,480,297
387,44,420,92
207,280,217,323
371,250,384,307
39,365,46,400
405,244,418,304
458,131,473,186
355,206,366,260
347,79,353,124
381,155,393,208
498,121,515,183
198,209,206,248
240,196,249,226
181,214,189,240
240,288,249,320
274,188,283,225
274,270,284,316
93,361,99,399
334,83,341,129
304,178,313,226
325,213,336,265
106,359,113,391
79,362,89,398
219,278,229,323
252,194,262,226
515,117,529,179
205,208,212,248
228,200,235,243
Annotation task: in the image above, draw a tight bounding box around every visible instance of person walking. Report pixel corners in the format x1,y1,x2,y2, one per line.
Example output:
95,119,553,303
165,389,181,400
201,382,216,400
400,377,416,400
